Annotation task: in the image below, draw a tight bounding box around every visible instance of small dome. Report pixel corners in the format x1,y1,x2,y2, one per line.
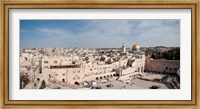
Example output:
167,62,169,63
132,44,140,50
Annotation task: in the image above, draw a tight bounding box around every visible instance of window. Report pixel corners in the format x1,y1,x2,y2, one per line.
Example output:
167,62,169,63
73,71,76,73
55,74,58,76
54,60,58,64
77,77,80,79
166,67,168,70
77,71,80,73
44,61,48,63
62,74,65,76
44,66,48,68
73,77,76,80
90,69,92,71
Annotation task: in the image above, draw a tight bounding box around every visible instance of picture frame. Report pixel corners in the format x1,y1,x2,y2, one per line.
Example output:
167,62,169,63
0,0,199,109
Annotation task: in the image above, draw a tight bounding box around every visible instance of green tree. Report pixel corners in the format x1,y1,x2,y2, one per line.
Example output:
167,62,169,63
39,80,46,89
150,48,180,60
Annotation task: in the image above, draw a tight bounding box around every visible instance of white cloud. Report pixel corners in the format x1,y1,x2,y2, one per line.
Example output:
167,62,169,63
34,28,73,40
33,20,180,48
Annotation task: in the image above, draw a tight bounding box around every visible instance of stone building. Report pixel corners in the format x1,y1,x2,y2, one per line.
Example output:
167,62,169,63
39,44,146,85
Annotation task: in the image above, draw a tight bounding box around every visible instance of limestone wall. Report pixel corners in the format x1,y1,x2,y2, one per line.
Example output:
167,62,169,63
145,59,180,73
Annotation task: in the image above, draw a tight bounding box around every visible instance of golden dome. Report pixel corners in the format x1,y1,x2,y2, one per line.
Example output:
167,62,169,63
132,44,140,50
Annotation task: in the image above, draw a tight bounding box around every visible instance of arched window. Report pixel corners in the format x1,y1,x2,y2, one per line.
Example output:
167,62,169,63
141,67,143,72
74,82,79,85
54,60,58,64
138,67,140,72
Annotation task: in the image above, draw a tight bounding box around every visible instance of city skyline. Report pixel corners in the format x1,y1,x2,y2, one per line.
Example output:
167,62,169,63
20,19,180,48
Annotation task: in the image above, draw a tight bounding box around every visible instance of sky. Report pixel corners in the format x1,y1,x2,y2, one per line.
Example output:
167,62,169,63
20,20,180,48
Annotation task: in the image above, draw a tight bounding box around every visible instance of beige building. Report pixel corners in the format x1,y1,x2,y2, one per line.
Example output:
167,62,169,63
40,44,146,85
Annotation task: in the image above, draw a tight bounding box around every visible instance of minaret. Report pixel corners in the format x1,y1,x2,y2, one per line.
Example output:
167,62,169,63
122,43,126,53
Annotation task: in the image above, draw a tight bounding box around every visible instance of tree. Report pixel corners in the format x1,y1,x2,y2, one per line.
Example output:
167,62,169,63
39,80,46,89
151,53,155,59
150,48,180,60
20,75,30,89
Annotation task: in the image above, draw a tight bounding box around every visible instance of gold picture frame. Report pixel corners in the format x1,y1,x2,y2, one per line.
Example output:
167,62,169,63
0,0,199,109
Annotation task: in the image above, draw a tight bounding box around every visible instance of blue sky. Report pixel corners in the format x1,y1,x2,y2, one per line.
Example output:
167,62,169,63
20,20,180,48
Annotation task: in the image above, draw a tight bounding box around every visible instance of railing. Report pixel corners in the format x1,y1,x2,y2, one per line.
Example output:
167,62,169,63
50,64,81,69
